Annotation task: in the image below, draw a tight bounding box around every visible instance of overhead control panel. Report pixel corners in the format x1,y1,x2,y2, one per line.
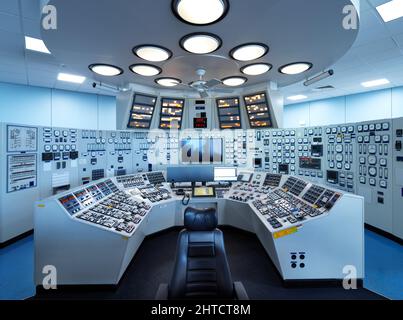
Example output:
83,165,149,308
159,98,185,130
216,97,242,129
243,92,273,128
127,93,157,129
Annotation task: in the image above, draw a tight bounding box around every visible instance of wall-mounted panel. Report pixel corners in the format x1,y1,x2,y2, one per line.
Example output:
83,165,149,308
127,93,157,129
159,98,185,130
216,97,242,129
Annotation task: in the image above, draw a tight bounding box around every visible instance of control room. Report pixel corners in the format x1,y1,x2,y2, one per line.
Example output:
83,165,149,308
0,0,403,304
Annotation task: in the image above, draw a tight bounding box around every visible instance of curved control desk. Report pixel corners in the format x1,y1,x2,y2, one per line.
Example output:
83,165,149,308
34,170,364,287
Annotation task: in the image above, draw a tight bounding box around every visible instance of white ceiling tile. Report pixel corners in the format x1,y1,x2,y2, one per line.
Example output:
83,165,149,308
0,30,24,55
353,9,391,46
22,18,42,38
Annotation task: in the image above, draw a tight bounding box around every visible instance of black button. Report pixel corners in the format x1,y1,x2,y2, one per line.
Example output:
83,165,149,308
300,255,305,260
300,263,305,268
291,255,297,260
291,263,297,269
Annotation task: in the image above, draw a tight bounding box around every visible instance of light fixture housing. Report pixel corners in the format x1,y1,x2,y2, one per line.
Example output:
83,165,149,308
133,45,172,62
279,62,313,75
222,76,247,87
180,33,222,54
230,43,269,62
129,64,162,77
241,63,272,76
361,78,390,88
172,0,229,25
57,73,86,84
303,69,334,86
25,36,51,54
287,94,308,101
376,0,403,22
155,77,182,87
89,64,124,76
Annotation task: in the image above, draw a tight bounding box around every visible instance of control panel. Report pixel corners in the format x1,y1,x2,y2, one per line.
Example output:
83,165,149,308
356,120,393,232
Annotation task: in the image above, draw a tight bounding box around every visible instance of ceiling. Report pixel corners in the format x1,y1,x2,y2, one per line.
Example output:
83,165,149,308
0,0,401,102
282,0,403,105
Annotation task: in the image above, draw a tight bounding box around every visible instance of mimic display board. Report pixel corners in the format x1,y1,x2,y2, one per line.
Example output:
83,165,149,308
127,93,157,129
216,97,242,129
243,92,273,128
7,154,37,193
159,98,185,130
7,125,37,152
181,138,223,164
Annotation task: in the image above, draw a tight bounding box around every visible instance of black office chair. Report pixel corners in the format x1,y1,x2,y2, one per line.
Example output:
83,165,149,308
156,207,249,300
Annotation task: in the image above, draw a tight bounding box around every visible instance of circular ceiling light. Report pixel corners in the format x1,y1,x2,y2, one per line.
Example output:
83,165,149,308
129,64,162,77
172,0,229,25
222,76,247,87
133,45,172,62
230,43,269,61
279,62,313,75
155,77,182,87
241,63,272,76
180,33,222,54
89,64,123,76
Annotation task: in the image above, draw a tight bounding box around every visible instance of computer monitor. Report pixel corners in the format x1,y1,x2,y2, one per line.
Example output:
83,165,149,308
214,167,237,182
166,165,214,183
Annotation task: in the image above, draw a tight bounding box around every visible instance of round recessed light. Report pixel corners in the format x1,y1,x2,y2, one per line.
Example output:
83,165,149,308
241,63,272,76
230,43,269,62
180,33,222,54
222,76,247,87
89,64,123,76
279,62,313,75
155,77,182,87
172,0,229,25
133,45,172,62
129,64,162,77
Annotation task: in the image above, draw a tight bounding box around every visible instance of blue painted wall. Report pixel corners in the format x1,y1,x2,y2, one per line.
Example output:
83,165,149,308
284,86,403,128
0,82,116,130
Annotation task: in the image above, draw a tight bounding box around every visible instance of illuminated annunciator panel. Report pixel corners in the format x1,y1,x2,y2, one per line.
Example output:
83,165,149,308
243,92,273,128
216,97,242,129
127,93,157,129
159,98,185,130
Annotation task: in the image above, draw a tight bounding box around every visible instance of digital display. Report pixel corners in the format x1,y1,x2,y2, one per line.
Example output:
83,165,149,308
327,170,339,184
181,138,223,164
299,157,321,170
214,167,237,181
192,186,216,198
311,144,323,157
254,158,262,168
279,164,289,174
194,117,208,128
238,172,252,182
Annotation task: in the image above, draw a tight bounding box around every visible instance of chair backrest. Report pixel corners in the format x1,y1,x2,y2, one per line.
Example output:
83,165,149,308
169,207,234,299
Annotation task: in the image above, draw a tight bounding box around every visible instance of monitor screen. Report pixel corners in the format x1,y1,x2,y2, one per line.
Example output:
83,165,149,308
299,157,321,170
279,164,289,174
166,165,214,183
214,167,237,182
237,172,252,183
192,186,215,198
327,170,339,184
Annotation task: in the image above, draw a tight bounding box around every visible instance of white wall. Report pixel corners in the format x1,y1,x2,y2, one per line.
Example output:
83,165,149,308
0,82,116,130
284,86,403,128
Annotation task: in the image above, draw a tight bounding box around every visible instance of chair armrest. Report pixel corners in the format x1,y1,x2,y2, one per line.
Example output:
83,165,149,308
234,281,249,300
155,283,169,300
